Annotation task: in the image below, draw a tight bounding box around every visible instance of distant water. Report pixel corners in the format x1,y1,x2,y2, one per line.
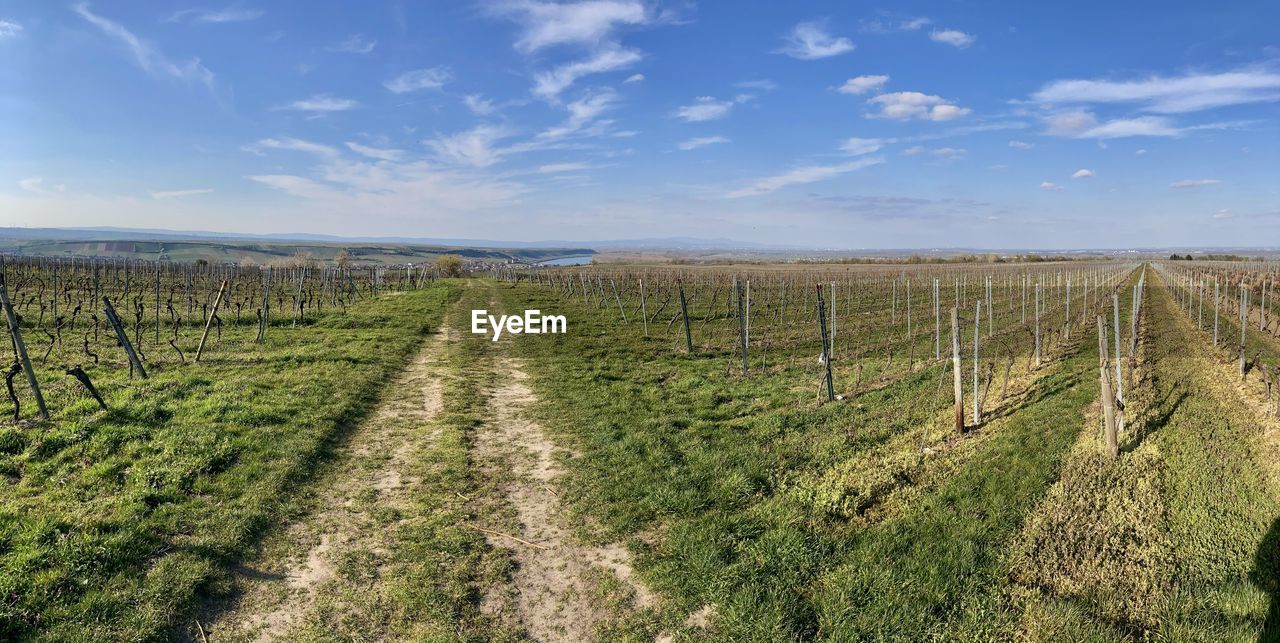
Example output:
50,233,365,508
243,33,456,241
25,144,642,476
536,256,593,266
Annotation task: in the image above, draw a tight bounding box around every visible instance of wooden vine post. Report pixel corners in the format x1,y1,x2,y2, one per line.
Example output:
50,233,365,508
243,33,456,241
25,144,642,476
1240,284,1248,378
1034,282,1042,367
677,281,693,354
1098,315,1118,459
735,278,748,375
951,306,964,433
0,276,49,419
611,280,627,324
1112,291,1124,433
973,300,982,424
639,278,648,337
195,280,228,363
816,284,834,403
103,296,147,380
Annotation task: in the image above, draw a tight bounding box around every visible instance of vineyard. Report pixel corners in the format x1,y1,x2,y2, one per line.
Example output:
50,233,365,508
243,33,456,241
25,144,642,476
4,256,1280,641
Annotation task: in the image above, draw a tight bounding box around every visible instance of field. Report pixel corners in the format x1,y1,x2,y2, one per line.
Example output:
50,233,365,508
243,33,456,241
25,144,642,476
3,256,1280,641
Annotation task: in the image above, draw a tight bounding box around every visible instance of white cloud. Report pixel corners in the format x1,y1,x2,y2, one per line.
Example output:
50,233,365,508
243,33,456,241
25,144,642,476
1080,116,1181,139
726,157,882,198
678,136,730,151
0,19,23,37
929,29,975,48
860,16,930,33
1135,148,1148,155
18,177,65,195
492,1,660,98
735,79,778,91
673,96,737,122
168,7,263,23
345,142,405,162
902,145,925,155
1044,110,1098,136
384,67,451,93
1213,208,1232,219
1008,140,1034,150
1032,69,1280,114
1170,178,1220,189
1039,181,1063,191
250,137,339,157
901,17,931,31
1043,110,1184,139
538,89,618,139
496,0,650,53
277,94,359,112
150,188,214,199
538,162,590,173
840,137,883,156
867,91,970,121
532,43,641,99
1072,169,1094,179
837,75,889,95
327,34,376,54
930,146,966,159
247,142,526,216
74,4,216,93
428,125,513,168
777,21,854,60
624,73,645,83
463,94,497,115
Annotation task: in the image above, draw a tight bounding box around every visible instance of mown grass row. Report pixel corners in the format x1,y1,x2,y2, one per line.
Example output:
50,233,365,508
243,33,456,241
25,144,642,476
493,270,1127,639
0,283,457,641
1011,269,1280,640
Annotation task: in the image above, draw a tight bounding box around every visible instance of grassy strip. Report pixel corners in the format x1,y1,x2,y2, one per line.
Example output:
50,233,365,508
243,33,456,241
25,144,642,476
490,277,1110,639
1012,269,1280,640
0,284,456,640
811,321,1101,640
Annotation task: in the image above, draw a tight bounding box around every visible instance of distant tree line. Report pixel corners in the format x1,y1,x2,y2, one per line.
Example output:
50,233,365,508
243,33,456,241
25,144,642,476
1168,253,1265,261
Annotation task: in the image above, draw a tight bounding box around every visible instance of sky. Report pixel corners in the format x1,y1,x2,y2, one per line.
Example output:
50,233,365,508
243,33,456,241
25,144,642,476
1,1,1278,249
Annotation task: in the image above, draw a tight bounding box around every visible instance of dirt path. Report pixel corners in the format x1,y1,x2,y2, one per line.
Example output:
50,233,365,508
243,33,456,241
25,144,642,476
204,326,452,642
474,356,654,642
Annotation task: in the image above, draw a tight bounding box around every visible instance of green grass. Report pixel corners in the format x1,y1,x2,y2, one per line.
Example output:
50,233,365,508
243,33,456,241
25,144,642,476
0,283,457,641
1012,269,1280,641
490,273,1121,640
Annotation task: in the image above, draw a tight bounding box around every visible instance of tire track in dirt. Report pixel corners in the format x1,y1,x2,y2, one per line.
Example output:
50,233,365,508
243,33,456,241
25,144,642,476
204,326,453,642
474,356,655,642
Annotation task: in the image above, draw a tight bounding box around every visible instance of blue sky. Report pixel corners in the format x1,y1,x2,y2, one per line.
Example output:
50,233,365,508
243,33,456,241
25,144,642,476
1,1,1278,248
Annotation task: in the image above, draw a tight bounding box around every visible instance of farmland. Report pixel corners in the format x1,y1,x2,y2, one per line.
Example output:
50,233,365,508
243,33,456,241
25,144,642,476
2,255,1280,641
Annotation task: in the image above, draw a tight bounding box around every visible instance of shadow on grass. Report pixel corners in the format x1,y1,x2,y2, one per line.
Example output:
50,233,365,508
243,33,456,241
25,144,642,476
1254,516,1280,642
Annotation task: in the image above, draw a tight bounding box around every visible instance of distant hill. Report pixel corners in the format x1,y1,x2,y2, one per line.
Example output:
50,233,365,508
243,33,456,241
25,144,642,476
0,228,594,265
